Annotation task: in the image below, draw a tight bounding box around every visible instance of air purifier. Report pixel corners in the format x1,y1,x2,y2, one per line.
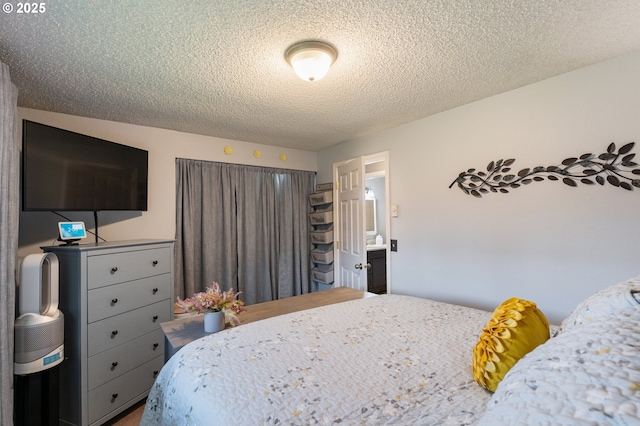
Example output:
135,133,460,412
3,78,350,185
14,252,64,375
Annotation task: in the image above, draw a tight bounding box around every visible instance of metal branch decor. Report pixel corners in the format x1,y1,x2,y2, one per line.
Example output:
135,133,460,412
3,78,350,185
450,142,640,198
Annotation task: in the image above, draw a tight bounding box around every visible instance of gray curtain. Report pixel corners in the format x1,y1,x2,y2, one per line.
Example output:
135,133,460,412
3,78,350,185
175,158,315,305
0,61,18,426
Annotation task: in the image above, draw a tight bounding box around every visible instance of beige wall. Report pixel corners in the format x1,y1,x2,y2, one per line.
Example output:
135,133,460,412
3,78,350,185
18,109,316,260
317,51,640,323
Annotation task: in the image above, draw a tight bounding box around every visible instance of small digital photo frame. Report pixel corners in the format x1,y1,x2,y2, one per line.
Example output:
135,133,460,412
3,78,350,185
58,222,87,245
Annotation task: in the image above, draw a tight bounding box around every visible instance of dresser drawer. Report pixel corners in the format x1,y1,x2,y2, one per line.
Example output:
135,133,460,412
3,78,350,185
88,274,171,323
87,247,171,289
88,355,163,425
88,328,164,391
88,300,170,357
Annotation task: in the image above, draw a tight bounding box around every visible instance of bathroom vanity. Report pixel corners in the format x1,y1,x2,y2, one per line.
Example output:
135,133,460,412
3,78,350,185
366,246,387,294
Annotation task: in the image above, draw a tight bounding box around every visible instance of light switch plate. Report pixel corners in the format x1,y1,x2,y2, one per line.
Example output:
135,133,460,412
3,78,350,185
391,204,398,217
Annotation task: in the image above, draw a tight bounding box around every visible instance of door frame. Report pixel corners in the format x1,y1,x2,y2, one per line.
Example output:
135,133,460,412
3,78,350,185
333,151,390,293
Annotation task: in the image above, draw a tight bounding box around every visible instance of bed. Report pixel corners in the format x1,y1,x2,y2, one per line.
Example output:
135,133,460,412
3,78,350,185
141,278,640,425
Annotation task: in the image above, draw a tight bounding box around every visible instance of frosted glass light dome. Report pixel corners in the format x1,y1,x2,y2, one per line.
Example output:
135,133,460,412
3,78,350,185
286,41,337,82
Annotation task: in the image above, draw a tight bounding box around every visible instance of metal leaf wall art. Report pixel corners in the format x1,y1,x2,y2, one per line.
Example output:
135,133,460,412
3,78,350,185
450,142,640,198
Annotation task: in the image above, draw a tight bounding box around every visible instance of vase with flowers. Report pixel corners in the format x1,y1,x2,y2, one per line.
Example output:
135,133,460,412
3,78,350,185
176,282,246,332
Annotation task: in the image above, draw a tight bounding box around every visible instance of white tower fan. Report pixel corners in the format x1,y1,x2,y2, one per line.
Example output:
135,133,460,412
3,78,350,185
14,252,64,375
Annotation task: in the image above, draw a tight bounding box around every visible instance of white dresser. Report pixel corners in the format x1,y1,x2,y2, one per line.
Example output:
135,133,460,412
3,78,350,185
44,240,174,426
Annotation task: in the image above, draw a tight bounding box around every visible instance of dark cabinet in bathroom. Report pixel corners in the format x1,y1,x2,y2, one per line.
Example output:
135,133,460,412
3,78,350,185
367,249,386,294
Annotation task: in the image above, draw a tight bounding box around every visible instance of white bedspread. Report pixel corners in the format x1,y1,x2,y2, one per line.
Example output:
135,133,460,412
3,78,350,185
141,294,493,425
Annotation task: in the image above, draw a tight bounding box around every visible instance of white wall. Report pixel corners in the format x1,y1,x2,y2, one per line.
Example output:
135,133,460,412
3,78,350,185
18,109,316,260
317,51,640,324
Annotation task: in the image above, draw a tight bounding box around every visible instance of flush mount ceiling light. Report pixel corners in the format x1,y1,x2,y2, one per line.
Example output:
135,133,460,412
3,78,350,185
285,41,337,82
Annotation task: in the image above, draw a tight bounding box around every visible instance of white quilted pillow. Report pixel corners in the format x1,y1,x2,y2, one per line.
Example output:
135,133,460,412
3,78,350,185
560,276,640,332
479,305,640,425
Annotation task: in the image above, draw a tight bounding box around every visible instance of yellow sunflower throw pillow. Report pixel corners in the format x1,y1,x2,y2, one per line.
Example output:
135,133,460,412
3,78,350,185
473,298,550,392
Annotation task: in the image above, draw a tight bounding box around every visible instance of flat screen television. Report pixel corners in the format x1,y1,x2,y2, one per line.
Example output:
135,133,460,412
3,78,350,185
22,120,148,211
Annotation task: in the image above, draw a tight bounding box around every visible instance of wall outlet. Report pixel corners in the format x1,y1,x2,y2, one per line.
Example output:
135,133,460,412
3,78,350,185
390,239,398,252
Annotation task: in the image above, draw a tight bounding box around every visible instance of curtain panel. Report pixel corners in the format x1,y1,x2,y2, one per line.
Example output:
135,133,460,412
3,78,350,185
0,61,19,426
175,158,315,305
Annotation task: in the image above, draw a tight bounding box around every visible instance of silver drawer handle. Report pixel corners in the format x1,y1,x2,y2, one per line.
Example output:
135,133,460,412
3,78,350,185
111,267,118,274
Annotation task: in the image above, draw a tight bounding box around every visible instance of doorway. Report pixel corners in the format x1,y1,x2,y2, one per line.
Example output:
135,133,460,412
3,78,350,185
333,151,390,293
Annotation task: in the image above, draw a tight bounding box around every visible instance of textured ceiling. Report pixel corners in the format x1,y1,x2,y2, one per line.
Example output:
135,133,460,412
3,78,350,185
1,1,640,151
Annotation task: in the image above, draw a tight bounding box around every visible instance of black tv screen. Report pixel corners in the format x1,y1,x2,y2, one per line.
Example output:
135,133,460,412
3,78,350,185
22,120,148,211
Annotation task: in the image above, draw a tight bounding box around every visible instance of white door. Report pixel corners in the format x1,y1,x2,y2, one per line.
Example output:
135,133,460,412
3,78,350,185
336,157,367,290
